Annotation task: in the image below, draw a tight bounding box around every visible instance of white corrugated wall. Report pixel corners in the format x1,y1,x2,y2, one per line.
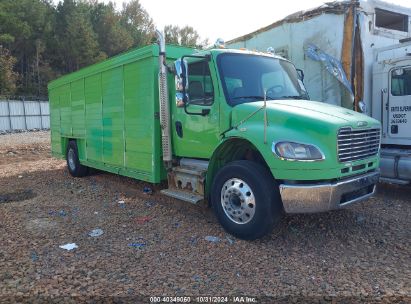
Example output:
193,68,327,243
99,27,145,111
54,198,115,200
0,100,50,131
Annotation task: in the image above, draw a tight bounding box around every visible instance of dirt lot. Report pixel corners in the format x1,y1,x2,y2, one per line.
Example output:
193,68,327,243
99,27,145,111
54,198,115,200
0,131,410,303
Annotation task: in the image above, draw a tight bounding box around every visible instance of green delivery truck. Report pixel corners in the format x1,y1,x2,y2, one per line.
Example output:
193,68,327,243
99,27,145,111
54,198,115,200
48,31,381,239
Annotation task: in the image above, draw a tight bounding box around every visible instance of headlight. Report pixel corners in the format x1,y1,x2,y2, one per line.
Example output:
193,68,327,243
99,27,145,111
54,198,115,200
273,141,324,161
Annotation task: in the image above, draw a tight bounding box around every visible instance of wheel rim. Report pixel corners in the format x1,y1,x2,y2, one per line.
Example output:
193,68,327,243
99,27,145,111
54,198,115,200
220,178,256,224
67,148,76,171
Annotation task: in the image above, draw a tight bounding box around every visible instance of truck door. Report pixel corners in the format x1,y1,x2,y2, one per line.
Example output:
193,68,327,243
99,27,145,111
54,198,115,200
388,66,411,139
172,59,220,159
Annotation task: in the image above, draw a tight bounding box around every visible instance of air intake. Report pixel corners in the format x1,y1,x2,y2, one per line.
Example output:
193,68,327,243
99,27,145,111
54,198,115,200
337,127,381,162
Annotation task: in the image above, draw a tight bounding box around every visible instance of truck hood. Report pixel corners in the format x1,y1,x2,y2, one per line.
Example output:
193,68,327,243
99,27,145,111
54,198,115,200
231,99,379,129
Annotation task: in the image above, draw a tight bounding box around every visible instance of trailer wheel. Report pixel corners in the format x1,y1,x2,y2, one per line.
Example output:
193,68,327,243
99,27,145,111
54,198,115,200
66,141,88,177
211,160,283,240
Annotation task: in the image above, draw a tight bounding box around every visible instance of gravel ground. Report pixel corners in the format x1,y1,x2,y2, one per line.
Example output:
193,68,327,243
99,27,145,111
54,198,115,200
0,130,50,147
0,131,410,303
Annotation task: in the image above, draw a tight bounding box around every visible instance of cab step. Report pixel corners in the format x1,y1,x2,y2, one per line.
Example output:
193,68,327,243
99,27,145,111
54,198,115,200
160,189,203,204
161,158,209,204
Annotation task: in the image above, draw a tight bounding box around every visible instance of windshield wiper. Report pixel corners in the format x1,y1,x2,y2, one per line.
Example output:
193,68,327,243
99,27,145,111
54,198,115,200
278,95,304,100
232,95,274,101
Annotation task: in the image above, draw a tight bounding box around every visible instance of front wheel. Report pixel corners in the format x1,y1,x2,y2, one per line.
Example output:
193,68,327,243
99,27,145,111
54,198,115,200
211,160,283,240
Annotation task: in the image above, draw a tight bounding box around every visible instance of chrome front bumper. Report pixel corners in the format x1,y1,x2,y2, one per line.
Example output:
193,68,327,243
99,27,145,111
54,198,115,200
279,171,380,213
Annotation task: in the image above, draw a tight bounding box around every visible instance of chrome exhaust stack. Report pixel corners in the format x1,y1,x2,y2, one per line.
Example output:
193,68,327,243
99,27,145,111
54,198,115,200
155,30,172,168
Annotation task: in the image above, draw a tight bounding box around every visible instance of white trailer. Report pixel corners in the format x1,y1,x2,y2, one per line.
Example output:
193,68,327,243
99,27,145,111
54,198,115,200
227,0,411,184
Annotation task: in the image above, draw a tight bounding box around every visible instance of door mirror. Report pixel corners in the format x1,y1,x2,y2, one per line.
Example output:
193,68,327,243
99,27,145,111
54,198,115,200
296,68,305,81
175,59,189,108
174,59,188,92
298,79,309,100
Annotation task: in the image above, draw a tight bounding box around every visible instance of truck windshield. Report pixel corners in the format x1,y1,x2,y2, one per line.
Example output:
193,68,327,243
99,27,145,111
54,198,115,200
217,53,308,106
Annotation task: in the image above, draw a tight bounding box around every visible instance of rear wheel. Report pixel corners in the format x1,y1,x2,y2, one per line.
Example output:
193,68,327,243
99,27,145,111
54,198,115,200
211,160,283,240
66,140,88,177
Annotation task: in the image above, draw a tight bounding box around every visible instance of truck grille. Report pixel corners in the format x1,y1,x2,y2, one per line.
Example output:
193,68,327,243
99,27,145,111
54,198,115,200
337,127,381,162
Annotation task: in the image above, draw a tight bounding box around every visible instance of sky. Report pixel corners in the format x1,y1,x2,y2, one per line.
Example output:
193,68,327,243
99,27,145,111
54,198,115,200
65,0,411,43
139,0,331,42
136,0,411,42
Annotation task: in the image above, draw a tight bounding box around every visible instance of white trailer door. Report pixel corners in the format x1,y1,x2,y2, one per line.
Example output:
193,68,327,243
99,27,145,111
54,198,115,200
388,66,411,139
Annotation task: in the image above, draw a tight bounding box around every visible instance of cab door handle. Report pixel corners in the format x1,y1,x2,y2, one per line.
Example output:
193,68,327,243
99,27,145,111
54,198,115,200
175,121,183,138
201,109,210,116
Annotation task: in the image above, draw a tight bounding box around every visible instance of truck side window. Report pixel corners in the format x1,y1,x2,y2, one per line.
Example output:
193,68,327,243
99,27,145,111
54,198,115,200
188,60,214,106
391,68,411,96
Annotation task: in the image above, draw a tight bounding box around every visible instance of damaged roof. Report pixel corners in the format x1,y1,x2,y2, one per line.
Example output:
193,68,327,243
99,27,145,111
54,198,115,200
228,0,358,44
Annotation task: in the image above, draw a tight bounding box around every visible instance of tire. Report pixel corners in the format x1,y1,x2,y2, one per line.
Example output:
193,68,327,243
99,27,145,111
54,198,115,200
66,140,88,177
211,160,283,240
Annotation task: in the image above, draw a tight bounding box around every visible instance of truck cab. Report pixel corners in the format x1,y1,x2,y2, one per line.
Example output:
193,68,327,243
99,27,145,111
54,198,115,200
160,44,381,239
372,40,411,184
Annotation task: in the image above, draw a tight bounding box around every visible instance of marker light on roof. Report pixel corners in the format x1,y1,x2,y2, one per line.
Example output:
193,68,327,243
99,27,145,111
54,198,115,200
214,38,225,48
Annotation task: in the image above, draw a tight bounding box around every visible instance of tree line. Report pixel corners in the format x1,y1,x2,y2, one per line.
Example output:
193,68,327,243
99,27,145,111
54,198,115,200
0,0,207,98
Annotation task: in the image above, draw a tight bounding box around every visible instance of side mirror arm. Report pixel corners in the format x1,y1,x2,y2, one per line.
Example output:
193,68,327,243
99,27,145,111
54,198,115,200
166,63,175,74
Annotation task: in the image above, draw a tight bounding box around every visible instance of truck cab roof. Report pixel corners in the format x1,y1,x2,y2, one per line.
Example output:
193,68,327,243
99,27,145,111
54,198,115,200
198,48,289,62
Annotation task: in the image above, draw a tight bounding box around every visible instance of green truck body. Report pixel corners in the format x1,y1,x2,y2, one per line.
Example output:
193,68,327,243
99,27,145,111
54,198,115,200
49,45,191,183
49,37,382,239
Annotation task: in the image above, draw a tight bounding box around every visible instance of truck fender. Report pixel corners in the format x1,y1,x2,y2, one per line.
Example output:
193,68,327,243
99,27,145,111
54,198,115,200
205,137,273,203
